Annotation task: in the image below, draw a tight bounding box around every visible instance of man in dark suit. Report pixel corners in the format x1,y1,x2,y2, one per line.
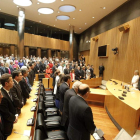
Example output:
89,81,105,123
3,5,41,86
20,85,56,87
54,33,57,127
75,66,81,80
59,74,70,112
90,65,94,78
81,66,86,79
0,74,18,139
61,81,82,130
9,61,14,74
64,65,70,75
19,69,30,104
34,61,40,74
67,84,96,140
28,63,35,86
99,63,105,78
10,70,23,114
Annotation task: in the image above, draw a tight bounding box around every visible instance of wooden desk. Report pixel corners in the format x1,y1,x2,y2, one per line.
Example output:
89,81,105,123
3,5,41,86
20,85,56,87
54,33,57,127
105,79,140,136
86,89,111,103
7,81,40,140
70,77,102,89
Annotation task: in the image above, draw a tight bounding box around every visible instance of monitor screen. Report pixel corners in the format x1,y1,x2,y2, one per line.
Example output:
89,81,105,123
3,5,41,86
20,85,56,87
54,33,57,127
98,45,107,57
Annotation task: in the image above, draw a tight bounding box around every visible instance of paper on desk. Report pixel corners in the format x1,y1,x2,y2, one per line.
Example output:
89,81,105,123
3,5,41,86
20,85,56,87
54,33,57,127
23,130,30,137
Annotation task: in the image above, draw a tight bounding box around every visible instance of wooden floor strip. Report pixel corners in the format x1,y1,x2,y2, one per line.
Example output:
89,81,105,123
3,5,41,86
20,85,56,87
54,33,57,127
89,104,119,140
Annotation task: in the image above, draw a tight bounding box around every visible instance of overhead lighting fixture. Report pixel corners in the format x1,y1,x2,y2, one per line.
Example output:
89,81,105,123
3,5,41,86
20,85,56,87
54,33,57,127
38,0,56,3
85,23,87,25
79,28,81,29
54,25,55,26
17,6,19,7
79,9,82,11
39,21,41,22
57,15,70,20
61,0,64,1
13,0,32,6
73,18,75,19
92,17,95,18
37,2,40,4
4,23,15,27
38,8,54,14
59,5,76,12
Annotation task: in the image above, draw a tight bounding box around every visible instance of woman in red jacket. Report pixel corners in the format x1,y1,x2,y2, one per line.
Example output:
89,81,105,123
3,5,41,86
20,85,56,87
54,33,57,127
45,65,52,78
70,69,75,82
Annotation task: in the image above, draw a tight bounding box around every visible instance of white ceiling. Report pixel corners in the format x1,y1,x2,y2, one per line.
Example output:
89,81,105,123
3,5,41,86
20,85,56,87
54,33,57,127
0,0,127,34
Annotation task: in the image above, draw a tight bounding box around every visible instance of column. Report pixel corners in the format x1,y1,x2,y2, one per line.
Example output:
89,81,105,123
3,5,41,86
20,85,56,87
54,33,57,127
10,45,15,56
69,25,74,61
56,50,61,59
17,8,25,59
37,47,41,57
48,49,51,58
24,46,29,57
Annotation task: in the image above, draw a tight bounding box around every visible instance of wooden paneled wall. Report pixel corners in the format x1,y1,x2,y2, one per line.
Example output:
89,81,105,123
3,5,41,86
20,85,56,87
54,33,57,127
88,16,140,83
79,51,90,65
0,29,69,51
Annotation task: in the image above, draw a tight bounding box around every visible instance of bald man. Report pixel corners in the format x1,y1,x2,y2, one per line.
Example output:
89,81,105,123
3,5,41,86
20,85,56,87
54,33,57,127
67,84,96,140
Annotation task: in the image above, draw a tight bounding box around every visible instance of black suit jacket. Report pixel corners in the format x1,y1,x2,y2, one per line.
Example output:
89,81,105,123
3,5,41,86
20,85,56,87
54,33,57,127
75,69,81,80
80,69,85,79
5,68,9,74
59,82,69,112
67,95,96,140
19,78,30,99
28,70,34,86
64,68,70,75
10,80,23,109
0,88,16,136
61,88,76,127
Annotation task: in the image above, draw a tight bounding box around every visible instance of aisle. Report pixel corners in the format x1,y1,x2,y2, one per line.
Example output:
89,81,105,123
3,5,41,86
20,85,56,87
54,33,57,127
89,103,119,140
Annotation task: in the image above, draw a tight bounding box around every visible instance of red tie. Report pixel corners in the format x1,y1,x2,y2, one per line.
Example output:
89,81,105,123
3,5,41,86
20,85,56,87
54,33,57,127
8,68,11,74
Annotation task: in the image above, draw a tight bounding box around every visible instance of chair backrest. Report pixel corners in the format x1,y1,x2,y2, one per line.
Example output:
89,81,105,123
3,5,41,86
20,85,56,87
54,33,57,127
36,113,47,138
34,129,45,140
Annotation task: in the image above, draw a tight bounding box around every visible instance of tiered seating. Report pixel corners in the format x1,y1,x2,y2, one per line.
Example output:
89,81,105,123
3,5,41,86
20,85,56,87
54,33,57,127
34,83,68,140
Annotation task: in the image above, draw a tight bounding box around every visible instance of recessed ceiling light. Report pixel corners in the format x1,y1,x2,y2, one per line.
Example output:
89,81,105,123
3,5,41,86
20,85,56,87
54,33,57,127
92,17,95,18
85,23,87,25
0,9,1,10
37,2,40,4
13,0,32,6
59,5,76,12
4,23,15,27
54,25,55,26
79,28,81,29
38,8,54,14
73,18,75,19
79,9,82,11
38,0,56,3
39,21,41,22
58,11,60,13
61,0,64,1
57,15,70,20
17,6,19,7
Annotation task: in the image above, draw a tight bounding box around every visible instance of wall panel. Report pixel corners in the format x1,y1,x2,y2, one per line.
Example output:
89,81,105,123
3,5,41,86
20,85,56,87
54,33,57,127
0,29,69,51
89,16,140,83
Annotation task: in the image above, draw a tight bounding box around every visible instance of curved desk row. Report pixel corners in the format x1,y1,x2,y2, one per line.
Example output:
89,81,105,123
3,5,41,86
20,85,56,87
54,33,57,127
105,79,140,136
7,81,40,140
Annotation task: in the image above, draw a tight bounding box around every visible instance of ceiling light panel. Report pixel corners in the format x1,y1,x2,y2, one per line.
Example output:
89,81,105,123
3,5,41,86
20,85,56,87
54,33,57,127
38,8,54,14
13,0,32,6
38,0,56,3
59,5,76,12
57,15,70,20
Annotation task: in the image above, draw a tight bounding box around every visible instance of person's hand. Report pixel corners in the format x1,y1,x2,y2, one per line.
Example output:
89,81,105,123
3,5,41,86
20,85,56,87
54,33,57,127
14,116,18,123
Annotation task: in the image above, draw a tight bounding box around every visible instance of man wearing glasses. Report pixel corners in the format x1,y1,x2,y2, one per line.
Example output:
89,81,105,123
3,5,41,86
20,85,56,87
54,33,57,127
10,70,23,114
